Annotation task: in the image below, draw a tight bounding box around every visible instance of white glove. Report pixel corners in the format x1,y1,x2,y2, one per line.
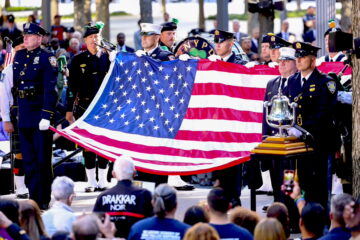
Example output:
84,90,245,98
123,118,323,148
337,91,352,104
287,127,302,138
208,54,221,62
179,54,190,61
245,61,256,68
39,119,50,131
135,50,146,57
268,61,278,68
109,51,117,62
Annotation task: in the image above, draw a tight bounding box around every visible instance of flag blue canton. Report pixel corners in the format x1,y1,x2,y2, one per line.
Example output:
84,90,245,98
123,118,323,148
84,53,198,138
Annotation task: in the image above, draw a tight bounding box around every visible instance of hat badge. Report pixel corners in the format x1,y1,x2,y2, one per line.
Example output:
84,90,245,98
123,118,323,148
296,42,301,49
271,36,275,42
214,30,219,36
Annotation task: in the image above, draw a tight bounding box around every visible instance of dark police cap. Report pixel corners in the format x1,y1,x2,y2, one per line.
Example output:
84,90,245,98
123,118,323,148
83,22,104,38
270,35,291,49
293,41,321,58
23,23,47,36
161,21,177,32
262,33,274,43
7,14,15,23
65,27,75,33
214,29,234,43
12,36,23,48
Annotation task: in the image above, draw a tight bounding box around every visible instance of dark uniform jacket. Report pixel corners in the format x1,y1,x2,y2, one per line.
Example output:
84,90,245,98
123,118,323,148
226,52,247,65
93,180,153,238
66,50,111,113
12,47,58,128
148,47,174,61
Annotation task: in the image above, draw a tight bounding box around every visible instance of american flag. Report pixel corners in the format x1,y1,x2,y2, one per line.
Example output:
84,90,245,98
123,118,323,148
51,53,351,175
3,40,13,68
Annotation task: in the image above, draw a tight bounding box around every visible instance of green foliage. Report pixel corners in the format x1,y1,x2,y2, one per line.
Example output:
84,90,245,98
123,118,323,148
5,6,40,12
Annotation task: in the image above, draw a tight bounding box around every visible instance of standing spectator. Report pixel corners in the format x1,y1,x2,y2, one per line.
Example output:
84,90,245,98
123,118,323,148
299,202,326,240
276,20,295,42
303,6,316,34
1,14,22,49
93,156,153,238
42,176,76,237
128,184,190,240
183,223,220,240
51,15,66,41
163,12,170,22
116,32,134,53
207,188,253,240
254,218,286,240
302,19,317,44
232,19,248,43
183,205,209,226
27,14,38,24
61,27,75,50
134,20,142,51
229,207,260,234
250,28,260,54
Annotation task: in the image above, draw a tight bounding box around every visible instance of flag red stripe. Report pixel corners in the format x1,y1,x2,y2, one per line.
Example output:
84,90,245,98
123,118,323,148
175,130,262,142
192,83,266,101
183,108,263,122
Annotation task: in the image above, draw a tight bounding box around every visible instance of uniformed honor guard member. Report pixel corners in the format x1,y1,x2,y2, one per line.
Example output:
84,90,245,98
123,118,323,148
159,20,177,52
245,33,273,67
268,34,292,67
66,22,111,192
285,42,338,211
0,36,29,199
12,23,58,210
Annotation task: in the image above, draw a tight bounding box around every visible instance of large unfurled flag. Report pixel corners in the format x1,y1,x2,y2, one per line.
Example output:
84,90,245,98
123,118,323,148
51,53,351,175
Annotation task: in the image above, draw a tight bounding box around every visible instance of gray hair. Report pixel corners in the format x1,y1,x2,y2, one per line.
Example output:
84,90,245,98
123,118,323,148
113,155,135,180
51,176,75,201
153,184,177,218
69,37,80,45
330,193,355,226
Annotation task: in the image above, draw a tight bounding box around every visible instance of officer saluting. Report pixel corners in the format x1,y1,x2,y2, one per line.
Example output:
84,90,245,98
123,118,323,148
13,23,58,210
66,22,111,192
285,42,338,211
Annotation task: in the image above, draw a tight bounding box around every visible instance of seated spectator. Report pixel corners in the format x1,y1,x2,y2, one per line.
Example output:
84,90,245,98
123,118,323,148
42,176,76,237
254,218,286,240
184,222,220,240
343,196,360,239
300,202,326,240
241,37,255,60
266,202,290,238
128,184,190,240
276,20,295,42
71,214,99,240
229,206,260,234
318,194,354,240
207,188,253,240
184,205,209,226
19,199,50,240
93,155,153,238
0,210,31,240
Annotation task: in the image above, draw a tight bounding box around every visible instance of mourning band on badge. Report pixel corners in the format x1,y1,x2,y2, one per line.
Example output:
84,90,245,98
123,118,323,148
327,81,336,94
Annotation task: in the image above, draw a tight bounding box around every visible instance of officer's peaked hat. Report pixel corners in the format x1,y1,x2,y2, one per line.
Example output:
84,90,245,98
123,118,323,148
140,23,162,35
278,47,296,60
214,29,234,43
161,21,177,32
83,21,104,38
23,23,47,36
293,41,321,58
261,33,275,43
270,35,291,49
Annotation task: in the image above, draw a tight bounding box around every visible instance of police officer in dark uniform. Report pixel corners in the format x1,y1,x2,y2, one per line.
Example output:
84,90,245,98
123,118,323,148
285,41,338,211
13,23,58,210
66,22,111,192
317,27,347,65
159,21,177,52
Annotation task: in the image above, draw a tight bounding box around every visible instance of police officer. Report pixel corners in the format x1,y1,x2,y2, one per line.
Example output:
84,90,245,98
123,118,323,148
316,27,347,65
13,23,58,210
159,21,177,52
135,23,175,61
285,41,338,211
66,22,111,192
0,36,29,199
268,34,292,67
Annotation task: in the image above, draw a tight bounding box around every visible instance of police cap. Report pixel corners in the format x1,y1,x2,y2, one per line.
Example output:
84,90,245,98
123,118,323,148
7,14,15,23
12,36,24,48
83,22,104,38
65,27,75,33
270,35,291,49
214,29,234,43
262,33,275,43
23,23,47,36
161,22,177,32
140,23,162,36
293,41,321,58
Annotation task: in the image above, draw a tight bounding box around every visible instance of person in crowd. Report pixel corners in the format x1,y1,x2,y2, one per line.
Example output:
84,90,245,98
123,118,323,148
67,37,81,58
183,223,220,240
303,6,316,35
71,31,87,51
128,184,190,240
241,37,255,60
48,38,63,56
0,208,31,240
183,205,209,226
302,19,317,44
299,202,327,240
116,32,134,53
66,22,111,193
343,197,360,239
42,176,76,237
159,21,177,52
1,14,22,48
19,199,50,240
163,12,170,22
268,35,292,67
207,188,253,240
61,27,75,50
316,27,347,65
229,206,260,235
93,155,153,238
71,214,99,240
276,20,295,42
260,34,272,65
254,218,287,240
41,31,51,49
27,14,38,24
266,202,291,238
51,15,66,42
250,28,260,54
134,20,142,51
232,19,248,43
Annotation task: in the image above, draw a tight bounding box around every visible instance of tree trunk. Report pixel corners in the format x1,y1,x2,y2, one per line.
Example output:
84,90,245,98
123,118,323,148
161,0,166,16
50,0,59,25
84,0,92,23
73,0,85,32
4,0,10,8
96,0,110,40
140,0,153,23
352,0,360,198
199,0,205,30
258,11,274,55
340,0,352,32
296,0,301,11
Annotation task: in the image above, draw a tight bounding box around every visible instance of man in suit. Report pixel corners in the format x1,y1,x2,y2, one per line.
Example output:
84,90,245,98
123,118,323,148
1,14,22,49
276,20,296,42
232,19,248,43
116,32,135,53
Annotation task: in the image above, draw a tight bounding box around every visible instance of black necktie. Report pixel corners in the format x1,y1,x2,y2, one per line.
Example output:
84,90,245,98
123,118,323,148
280,78,287,91
330,59,334,62
302,77,306,87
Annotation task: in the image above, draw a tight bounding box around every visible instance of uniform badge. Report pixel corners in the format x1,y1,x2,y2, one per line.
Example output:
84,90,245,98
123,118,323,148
327,81,336,94
80,64,86,68
294,97,298,102
33,56,40,64
271,36,275,42
214,30,219,36
49,56,57,67
297,114,303,126
296,42,301,49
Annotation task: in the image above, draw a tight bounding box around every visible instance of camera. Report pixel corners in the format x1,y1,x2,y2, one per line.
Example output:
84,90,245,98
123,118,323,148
283,170,295,193
329,31,360,59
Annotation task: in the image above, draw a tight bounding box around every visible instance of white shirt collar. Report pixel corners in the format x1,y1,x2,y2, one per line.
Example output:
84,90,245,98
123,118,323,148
329,52,343,61
145,45,158,56
301,70,314,82
221,52,233,62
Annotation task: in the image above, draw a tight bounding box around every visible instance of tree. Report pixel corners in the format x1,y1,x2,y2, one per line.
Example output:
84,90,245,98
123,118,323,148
161,0,167,16
74,0,91,33
4,0,10,8
199,0,205,30
340,0,352,32
50,0,59,25
296,0,301,11
84,0,92,23
140,0,153,23
96,0,110,40
352,0,360,198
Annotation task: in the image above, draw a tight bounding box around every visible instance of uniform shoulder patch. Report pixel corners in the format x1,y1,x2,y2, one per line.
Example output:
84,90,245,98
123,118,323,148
327,80,336,94
49,56,57,67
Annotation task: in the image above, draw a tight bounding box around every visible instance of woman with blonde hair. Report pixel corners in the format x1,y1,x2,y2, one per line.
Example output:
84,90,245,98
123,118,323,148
19,200,49,240
184,222,220,240
254,218,286,240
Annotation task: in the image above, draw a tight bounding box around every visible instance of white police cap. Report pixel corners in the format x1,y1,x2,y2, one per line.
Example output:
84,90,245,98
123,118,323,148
140,23,162,35
278,47,296,60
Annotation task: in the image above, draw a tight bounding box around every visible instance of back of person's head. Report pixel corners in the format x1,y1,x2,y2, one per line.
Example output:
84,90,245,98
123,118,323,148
153,184,177,218
52,231,71,240
207,188,229,214
184,205,209,226
52,176,75,202
229,206,260,234
184,222,220,240
0,198,20,225
301,202,326,238
113,155,135,181
19,199,48,240
72,214,99,240
330,193,355,227
266,202,290,238
254,218,286,240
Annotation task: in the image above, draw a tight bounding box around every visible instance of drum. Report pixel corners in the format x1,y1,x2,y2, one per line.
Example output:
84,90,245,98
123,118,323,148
174,36,216,59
